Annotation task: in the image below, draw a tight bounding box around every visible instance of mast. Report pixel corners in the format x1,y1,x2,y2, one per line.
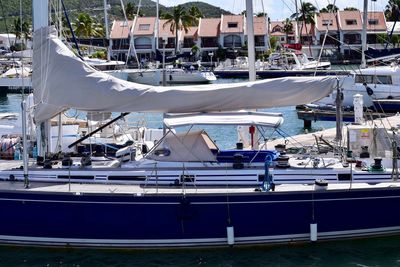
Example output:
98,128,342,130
361,0,368,68
103,0,111,61
155,0,159,52
294,0,300,43
33,0,49,158
245,0,256,81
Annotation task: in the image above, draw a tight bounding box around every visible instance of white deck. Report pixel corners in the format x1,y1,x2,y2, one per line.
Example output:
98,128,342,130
0,180,398,196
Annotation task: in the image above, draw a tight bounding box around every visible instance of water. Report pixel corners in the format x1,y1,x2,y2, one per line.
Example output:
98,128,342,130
0,236,400,266
0,81,390,266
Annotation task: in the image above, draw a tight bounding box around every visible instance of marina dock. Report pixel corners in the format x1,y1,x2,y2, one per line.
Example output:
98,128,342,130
268,114,400,149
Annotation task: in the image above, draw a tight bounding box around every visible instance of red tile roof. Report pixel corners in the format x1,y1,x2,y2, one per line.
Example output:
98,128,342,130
133,17,156,36
363,11,387,31
221,15,244,33
251,16,267,36
338,11,362,31
159,19,176,38
183,26,198,37
316,12,339,31
110,20,134,39
198,18,220,37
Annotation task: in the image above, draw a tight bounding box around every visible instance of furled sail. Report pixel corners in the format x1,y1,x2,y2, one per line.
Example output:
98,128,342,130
33,26,336,123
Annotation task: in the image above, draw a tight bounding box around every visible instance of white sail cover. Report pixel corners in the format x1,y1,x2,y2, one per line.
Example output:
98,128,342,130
164,111,284,128
33,26,336,123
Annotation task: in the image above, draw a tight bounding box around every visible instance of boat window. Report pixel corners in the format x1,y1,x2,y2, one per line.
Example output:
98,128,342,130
376,75,392,84
355,75,372,84
108,176,147,181
354,75,392,85
286,55,296,65
355,75,392,84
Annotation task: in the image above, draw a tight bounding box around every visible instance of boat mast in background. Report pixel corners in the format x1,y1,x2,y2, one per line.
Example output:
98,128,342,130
361,0,368,68
155,0,159,52
245,0,256,82
103,0,111,61
294,0,300,44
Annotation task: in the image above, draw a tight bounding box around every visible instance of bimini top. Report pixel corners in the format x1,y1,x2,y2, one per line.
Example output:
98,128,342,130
163,111,284,128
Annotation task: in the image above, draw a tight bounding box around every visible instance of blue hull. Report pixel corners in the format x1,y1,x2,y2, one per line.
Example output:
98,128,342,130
0,187,399,248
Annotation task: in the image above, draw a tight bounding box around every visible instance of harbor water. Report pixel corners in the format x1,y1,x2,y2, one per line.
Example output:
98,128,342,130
0,76,396,266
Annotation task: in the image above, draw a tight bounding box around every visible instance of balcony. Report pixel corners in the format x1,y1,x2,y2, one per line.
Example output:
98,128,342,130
135,44,152,49
223,42,242,48
112,44,130,50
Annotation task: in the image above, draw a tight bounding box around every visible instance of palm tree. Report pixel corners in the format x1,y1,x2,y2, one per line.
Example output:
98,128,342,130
21,21,31,45
385,0,400,21
188,6,203,26
73,13,103,39
344,7,358,11
283,18,293,43
191,44,199,59
320,4,339,13
162,5,195,54
125,2,136,20
13,17,22,41
290,2,317,45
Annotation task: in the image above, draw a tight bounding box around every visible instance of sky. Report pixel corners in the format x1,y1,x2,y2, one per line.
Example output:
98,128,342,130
157,0,388,21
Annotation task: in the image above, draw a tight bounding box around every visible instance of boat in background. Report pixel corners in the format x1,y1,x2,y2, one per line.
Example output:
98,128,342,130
314,64,400,108
214,50,338,79
106,66,216,85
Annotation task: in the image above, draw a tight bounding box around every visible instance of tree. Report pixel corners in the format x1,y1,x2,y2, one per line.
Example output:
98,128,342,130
188,5,203,26
12,17,22,41
125,2,136,20
256,12,267,17
191,44,199,59
385,0,400,21
344,7,359,11
21,21,30,44
269,36,278,50
162,5,195,54
73,13,104,38
320,4,339,13
283,18,293,43
290,2,317,45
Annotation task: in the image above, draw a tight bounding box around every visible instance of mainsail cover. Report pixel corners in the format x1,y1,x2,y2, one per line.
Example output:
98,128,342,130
33,26,336,123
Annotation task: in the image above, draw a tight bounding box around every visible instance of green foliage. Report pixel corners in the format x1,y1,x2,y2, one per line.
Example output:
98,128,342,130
216,45,227,60
72,13,104,38
343,7,358,11
377,33,388,44
10,42,26,51
385,0,400,21
162,5,196,54
188,6,203,26
89,50,107,59
269,36,278,50
283,18,293,37
320,4,339,13
391,34,400,47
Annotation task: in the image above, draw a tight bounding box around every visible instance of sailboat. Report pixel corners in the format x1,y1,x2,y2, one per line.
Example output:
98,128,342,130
0,0,400,248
